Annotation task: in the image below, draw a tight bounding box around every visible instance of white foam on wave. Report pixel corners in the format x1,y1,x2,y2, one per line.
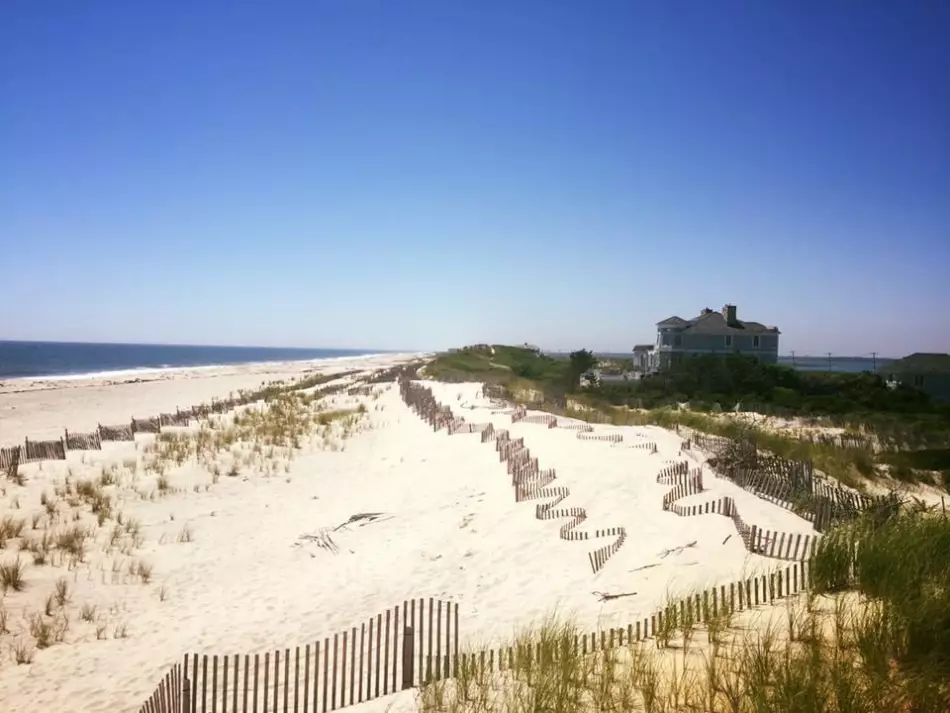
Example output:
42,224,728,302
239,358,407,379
5,352,405,384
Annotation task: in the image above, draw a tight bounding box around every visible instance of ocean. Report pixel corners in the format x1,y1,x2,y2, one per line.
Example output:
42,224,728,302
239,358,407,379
0,341,387,381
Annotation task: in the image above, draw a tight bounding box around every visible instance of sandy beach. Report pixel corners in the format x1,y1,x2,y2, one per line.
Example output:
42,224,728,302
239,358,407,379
0,354,420,443
0,364,821,712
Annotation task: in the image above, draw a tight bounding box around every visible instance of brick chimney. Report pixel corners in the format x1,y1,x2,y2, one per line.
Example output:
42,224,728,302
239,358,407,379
722,304,737,326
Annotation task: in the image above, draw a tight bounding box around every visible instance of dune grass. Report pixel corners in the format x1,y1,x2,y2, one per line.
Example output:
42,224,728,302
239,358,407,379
419,509,950,712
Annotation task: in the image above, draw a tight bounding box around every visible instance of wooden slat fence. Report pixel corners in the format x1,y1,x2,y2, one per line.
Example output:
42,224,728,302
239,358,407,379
577,433,623,443
659,462,820,562
0,438,68,468
400,379,627,575
454,558,817,680
680,428,897,533
142,560,818,712
65,428,102,451
140,600,458,713
139,662,184,713
1,375,373,473
132,417,162,434
99,423,135,442
0,446,21,472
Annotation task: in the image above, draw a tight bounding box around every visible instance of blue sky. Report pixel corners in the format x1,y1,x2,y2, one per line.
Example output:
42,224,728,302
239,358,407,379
2,1,948,356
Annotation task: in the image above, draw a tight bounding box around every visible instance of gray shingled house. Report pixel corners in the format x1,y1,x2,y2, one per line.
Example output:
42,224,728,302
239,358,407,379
881,353,950,402
645,304,780,370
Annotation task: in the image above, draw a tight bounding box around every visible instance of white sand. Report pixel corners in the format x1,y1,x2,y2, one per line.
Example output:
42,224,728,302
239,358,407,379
0,354,423,443
0,371,819,713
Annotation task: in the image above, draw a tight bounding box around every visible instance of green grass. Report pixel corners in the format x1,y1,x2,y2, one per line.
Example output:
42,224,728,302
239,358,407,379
418,510,950,712
423,345,950,490
0,556,27,592
557,401,879,491
425,346,568,385
406,348,950,493
878,449,950,489
811,509,950,669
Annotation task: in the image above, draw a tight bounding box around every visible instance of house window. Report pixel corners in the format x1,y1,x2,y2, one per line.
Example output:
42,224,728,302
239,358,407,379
673,334,682,347
913,375,925,388
724,335,733,348
753,336,760,348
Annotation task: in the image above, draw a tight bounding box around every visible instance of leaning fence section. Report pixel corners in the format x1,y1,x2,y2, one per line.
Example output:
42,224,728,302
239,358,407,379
141,561,816,712
680,429,898,532
138,662,183,713
145,598,458,713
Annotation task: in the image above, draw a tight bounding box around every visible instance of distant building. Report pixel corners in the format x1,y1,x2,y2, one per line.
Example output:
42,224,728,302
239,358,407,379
583,368,632,387
639,304,780,371
522,343,541,354
881,353,950,402
632,344,653,372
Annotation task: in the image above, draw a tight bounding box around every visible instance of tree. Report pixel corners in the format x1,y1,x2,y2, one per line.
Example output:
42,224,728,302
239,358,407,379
567,349,598,390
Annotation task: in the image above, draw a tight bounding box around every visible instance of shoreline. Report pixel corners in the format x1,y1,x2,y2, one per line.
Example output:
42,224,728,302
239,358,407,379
0,351,402,385
0,353,428,443
0,352,428,390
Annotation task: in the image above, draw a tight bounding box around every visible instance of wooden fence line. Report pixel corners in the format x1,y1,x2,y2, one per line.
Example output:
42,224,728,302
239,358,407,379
135,386,847,711
140,599,458,713
658,461,821,562
1,379,371,475
141,559,819,712
399,380,627,575
680,429,899,533
511,404,660,451
441,560,817,690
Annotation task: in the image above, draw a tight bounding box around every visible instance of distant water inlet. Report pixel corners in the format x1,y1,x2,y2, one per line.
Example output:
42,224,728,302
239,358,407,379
399,380,629,575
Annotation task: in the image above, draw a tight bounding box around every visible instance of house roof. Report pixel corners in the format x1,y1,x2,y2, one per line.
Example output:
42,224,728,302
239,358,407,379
881,353,950,375
656,310,780,335
633,344,653,352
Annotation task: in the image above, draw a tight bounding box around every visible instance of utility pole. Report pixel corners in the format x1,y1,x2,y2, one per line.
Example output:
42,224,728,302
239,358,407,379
790,350,796,367
827,352,833,371
871,352,877,371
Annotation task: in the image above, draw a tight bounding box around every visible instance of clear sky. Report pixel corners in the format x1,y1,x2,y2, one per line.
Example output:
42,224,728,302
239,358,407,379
2,1,948,356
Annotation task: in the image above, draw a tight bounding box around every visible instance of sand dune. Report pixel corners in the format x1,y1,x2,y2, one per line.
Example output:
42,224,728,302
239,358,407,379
0,364,819,712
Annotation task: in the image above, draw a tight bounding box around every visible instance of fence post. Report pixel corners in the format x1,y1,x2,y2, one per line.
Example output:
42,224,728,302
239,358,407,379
401,626,414,690
182,676,191,713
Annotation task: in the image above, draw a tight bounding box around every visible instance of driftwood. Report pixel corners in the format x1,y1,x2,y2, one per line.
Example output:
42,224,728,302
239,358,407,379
630,563,660,573
297,529,339,554
593,591,638,602
333,512,390,531
657,540,698,559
